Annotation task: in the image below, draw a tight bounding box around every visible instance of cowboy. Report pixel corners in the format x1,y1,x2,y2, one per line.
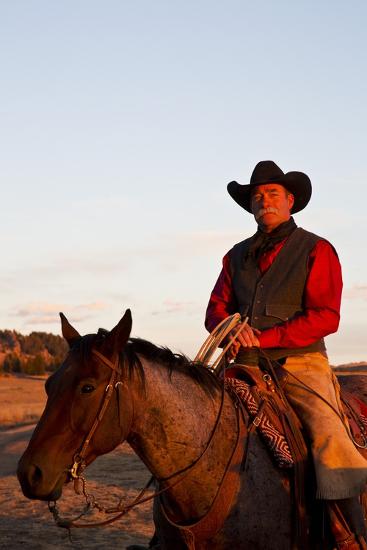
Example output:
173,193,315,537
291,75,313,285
205,160,367,549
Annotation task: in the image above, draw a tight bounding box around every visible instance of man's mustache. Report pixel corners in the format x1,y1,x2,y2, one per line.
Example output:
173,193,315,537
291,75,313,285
255,207,279,220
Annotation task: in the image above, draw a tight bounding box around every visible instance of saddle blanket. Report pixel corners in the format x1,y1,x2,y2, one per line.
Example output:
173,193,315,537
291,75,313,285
225,376,367,470
225,377,294,468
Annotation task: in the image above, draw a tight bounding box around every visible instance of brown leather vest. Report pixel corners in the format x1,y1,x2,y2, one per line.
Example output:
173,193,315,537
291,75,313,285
229,227,326,360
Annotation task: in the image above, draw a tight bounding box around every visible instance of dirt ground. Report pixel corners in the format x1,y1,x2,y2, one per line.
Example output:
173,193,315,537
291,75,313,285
0,375,155,549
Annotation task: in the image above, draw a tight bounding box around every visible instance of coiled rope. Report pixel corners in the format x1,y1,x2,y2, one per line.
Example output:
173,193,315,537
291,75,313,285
194,313,249,371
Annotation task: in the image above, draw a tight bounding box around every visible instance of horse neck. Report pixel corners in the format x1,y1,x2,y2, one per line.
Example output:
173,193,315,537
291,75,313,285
127,357,239,518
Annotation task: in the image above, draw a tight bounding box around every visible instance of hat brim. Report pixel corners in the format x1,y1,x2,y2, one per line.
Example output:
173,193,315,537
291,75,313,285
227,171,312,214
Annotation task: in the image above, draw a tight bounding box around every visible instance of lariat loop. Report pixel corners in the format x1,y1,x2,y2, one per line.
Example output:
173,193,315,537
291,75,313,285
194,313,249,374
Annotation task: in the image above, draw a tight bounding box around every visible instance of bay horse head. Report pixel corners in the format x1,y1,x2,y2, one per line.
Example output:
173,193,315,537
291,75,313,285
17,309,134,501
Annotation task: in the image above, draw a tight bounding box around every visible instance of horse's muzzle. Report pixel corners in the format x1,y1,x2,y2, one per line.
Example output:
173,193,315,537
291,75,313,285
17,456,65,501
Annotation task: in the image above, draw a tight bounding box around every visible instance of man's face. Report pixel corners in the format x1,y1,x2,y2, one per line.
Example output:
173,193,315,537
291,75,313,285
250,183,294,233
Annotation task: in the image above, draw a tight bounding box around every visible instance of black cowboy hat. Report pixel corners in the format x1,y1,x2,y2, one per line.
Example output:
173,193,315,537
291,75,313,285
227,160,312,214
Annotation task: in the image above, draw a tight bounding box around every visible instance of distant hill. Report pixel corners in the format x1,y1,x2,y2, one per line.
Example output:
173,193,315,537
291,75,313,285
0,330,68,375
332,362,367,373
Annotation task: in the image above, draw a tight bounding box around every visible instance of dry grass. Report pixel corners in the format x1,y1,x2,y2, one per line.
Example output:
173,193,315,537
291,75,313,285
0,374,47,428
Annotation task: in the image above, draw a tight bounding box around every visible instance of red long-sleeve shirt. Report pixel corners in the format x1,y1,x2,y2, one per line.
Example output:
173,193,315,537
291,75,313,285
205,238,343,349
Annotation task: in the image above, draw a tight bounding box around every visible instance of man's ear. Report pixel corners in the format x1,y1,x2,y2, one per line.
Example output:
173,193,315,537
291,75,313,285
288,192,295,212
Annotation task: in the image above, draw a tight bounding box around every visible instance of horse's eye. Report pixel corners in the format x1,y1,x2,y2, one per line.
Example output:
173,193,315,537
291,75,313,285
81,384,95,394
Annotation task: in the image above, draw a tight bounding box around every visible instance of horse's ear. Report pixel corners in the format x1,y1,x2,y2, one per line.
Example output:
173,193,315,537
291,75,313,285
106,309,132,354
60,312,81,348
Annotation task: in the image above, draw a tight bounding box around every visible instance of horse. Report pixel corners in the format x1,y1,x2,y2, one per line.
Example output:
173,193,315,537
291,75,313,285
17,310,367,549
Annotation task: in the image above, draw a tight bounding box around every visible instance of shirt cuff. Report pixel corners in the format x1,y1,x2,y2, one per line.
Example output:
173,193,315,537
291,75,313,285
258,329,279,349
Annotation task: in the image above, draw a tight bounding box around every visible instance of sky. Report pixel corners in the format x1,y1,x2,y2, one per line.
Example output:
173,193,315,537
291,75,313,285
1,0,366,365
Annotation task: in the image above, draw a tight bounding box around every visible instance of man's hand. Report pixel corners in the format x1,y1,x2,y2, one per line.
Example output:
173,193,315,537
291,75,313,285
227,324,261,360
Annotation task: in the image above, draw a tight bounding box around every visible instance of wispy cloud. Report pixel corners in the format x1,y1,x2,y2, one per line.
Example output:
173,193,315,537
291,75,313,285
12,301,107,325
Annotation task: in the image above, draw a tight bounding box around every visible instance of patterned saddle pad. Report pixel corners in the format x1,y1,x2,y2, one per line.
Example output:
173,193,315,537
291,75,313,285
225,371,367,470
225,377,294,469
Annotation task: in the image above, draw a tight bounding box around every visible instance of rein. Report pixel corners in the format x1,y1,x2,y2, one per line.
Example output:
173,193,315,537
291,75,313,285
48,346,231,530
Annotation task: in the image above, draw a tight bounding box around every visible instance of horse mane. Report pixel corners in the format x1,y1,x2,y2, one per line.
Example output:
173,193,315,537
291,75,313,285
68,331,221,397
125,337,221,397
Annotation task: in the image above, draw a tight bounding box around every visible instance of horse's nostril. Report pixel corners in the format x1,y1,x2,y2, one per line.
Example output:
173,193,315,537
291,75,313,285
30,464,43,486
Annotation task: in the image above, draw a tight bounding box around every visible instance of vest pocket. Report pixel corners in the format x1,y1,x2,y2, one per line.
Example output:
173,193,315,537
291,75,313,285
265,304,301,321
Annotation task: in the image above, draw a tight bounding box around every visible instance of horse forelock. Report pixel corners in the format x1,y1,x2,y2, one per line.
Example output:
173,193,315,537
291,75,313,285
45,334,100,388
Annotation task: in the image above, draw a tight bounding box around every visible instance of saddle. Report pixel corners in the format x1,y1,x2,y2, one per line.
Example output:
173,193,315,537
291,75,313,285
225,363,367,468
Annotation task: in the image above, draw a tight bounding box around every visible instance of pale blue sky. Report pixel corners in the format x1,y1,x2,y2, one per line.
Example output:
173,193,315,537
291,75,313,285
1,1,366,364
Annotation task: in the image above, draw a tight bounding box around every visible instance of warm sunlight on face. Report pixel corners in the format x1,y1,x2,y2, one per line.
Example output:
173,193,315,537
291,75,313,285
250,183,294,233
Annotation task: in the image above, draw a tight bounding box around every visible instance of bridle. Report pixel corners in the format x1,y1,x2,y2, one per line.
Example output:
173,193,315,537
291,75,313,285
68,348,125,481
48,346,233,530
